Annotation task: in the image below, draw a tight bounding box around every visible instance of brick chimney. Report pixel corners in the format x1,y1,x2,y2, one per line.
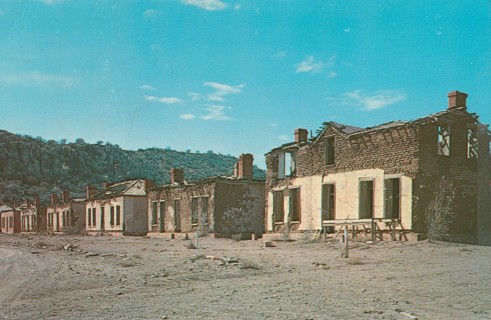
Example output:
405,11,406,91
86,184,97,198
448,90,468,110
102,182,110,190
145,179,155,192
62,190,70,203
170,168,184,184
237,153,254,180
51,193,58,206
35,197,41,208
295,128,308,143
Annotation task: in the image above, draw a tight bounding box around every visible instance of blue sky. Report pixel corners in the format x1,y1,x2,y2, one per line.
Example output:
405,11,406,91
0,0,489,169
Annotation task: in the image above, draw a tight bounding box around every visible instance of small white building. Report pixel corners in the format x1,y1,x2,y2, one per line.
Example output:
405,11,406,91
85,179,152,236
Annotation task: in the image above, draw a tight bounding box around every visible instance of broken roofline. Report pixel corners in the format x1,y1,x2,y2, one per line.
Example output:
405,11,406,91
149,175,265,192
267,106,485,154
87,179,148,201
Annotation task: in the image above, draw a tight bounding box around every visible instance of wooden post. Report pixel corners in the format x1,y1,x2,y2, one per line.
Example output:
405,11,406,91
371,219,376,242
342,225,349,258
195,231,199,248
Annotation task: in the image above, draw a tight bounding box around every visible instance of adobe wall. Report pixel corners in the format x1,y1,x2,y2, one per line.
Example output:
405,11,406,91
147,182,216,234
415,111,480,240
214,181,265,237
265,124,420,231
123,196,148,236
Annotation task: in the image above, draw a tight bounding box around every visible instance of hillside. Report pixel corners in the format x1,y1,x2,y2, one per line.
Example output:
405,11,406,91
0,130,265,204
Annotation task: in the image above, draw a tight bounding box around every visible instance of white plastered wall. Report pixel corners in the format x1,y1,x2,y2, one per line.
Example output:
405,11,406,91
267,169,412,231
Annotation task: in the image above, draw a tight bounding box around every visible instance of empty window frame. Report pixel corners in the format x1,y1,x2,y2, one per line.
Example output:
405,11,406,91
289,188,301,222
325,137,335,165
92,208,96,228
321,184,336,221
384,178,400,219
277,152,295,179
87,209,91,227
437,124,451,156
116,206,121,226
191,197,199,225
151,201,158,225
100,207,105,230
273,190,285,223
173,199,181,231
159,201,165,232
201,197,209,226
467,128,478,159
359,180,374,219
110,206,115,226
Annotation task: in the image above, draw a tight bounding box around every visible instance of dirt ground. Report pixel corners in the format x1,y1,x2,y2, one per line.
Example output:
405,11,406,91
0,233,490,320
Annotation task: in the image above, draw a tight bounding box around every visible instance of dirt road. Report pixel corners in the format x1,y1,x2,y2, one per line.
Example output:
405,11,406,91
0,234,490,319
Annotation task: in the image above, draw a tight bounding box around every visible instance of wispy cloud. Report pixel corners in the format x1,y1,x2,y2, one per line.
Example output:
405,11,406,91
144,9,158,19
278,134,290,141
139,84,157,91
201,105,232,121
328,90,407,111
0,72,78,87
295,55,336,75
203,82,245,101
144,95,183,104
180,113,196,120
41,0,63,4
274,51,287,58
181,0,227,11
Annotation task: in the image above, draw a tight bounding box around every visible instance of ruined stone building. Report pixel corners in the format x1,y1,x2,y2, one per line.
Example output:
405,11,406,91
20,198,47,233
85,179,152,236
147,154,265,239
265,91,491,244
0,205,20,234
46,191,85,234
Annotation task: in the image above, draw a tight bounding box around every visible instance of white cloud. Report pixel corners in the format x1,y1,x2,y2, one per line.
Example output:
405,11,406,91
234,4,241,10
41,0,63,4
295,55,336,74
296,56,325,73
180,113,196,120
329,90,407,111
144,95,183,104
144,9,158,19
270,123,278,127
181,0,227,11
274,51,287,58
278,134,290,141
0,71,78,87
327,71,337,78
188,92,203,101
201,105,232,121
203,82,245,101
139,84,157,91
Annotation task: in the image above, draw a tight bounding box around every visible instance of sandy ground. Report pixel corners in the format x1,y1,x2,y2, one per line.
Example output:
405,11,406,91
0,233,490,320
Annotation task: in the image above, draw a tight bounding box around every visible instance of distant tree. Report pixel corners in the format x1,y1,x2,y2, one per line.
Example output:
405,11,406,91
75,138,86,144
96,140,104,145
59,139,67,145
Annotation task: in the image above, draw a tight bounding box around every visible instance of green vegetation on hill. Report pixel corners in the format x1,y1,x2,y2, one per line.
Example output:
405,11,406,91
0,130,265,204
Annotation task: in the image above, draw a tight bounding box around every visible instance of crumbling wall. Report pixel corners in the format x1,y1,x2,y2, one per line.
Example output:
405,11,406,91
214,181,265,238
123,196,148,236
147,182,216,234
415,111,480,241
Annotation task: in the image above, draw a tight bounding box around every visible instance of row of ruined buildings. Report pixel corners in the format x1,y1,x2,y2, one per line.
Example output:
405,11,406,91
1,91,491,244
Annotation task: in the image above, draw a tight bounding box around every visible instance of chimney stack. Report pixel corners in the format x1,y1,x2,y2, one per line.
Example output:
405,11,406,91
237,153,254,180
170,168,184,184
51,193,58,206
294,128,308,143
86,185,97,198
233,162,238,178
145,179,155,192
62,190,70,203
35,197,41,208
448,90,468,110
102,182,110,190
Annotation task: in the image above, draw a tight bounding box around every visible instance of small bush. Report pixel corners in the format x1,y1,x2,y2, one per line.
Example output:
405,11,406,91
240,261,261,270
185,242,197,249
